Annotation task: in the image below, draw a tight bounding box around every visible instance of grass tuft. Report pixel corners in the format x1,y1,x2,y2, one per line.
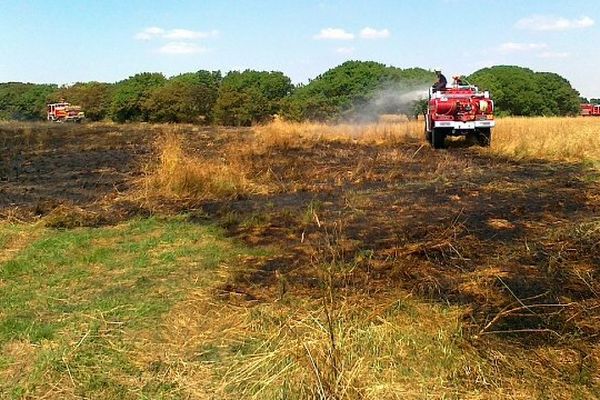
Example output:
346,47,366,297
139,131,263,202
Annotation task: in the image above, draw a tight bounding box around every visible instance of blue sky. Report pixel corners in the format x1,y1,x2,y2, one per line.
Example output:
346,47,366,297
1,0,599,97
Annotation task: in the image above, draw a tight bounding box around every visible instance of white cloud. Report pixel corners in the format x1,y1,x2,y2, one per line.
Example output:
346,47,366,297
537,51,570,59
314,28,354,40
134,27,165,40
135,27,218,41
516,15,594,31
158,42,207,55
359,27,390,39
335,47,355,54
498,42,548,53
163,29,218,40
135,27,217,55
497,41,571,59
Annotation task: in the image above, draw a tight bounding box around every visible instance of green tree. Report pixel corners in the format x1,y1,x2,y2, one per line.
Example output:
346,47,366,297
280,61,434,121
0,63,585,123
213,70,293,126
468,66,580,116
143,70,221,123
536,72,580,116
110,73,166,122
0,83,57,120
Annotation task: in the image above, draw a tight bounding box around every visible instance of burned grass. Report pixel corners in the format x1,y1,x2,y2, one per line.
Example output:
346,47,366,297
213,141,600,339
0,122,248,214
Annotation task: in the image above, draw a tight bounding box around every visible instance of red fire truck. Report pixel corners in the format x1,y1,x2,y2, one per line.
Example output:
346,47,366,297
47,102,85,122
425,77,495,149
580,103,600,117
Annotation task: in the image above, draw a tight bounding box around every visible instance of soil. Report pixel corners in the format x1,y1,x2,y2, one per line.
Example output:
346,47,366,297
0,124,150,209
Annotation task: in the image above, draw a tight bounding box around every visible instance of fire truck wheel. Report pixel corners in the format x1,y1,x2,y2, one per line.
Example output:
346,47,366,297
431,128,447,149
477,129,491,147
466,131,478,146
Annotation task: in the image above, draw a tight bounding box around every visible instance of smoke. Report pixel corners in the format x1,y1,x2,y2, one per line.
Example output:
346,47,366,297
345,84,430,123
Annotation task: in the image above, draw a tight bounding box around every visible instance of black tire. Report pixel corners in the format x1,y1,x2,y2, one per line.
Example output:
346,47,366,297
477,128,491,147
431,128,447,149
466,131,478,146
425,127,432,144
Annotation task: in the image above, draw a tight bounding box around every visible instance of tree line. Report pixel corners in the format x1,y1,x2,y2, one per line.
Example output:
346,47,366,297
580,97,600,104
0,62,584,125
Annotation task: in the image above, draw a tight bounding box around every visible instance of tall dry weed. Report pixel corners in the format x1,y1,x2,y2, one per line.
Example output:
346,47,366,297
253,119,421,151
140,131,260,202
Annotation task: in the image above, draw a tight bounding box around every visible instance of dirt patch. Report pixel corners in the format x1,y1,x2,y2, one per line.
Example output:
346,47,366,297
0,124,151,211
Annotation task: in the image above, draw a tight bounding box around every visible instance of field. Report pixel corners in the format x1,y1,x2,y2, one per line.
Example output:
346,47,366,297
1,118,599,399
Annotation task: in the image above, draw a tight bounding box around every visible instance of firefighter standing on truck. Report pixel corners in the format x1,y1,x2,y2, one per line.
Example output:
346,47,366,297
432,69,447,92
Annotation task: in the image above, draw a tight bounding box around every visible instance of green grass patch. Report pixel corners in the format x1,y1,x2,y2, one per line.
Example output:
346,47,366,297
0,216,261,398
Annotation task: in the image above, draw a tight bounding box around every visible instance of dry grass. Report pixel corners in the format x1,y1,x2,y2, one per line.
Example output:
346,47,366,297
136,265,599,400
253,119,421,150
136,120,423,204
133,117,600,207
491,117,600,162
1,215,598,399
139,130,263,203
154,293,479,400
256,117,600,163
